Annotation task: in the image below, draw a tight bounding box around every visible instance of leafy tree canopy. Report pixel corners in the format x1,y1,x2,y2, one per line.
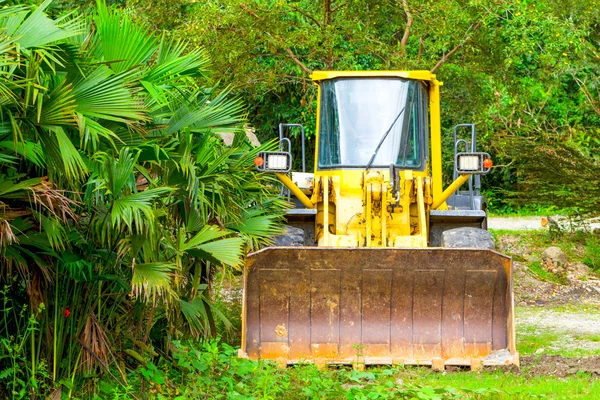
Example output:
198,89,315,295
116,0,600,212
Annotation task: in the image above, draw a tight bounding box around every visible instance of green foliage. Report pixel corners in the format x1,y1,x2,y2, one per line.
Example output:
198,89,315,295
583,236,600,272
0,291,53,399
2,0,599,397
487,204,569,217
119,0,600,213
98,339,495,399
126,0,507,163
57,1,600,212
94,337,600,399
493,229,594,262
503,137,600,215
0,1,286,397
528,260,568,285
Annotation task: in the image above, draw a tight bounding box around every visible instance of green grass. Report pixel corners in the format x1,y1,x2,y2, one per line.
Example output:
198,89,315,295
517,329,561,355
528,260,568,284
530,303,600,313
576,334,600,342
489,228,526,236
197,236,600,400
491,229,589,260
96,301,600,399
560,349,600,358
401,368,600,399
486,203,571,217
516,330,600,357
583,237,600,272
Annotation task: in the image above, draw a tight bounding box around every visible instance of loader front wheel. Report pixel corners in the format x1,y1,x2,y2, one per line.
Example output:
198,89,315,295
441,227,495,249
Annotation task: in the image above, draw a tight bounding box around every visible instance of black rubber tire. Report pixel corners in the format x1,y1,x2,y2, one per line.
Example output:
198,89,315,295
275,226,305,246
441,227,495,249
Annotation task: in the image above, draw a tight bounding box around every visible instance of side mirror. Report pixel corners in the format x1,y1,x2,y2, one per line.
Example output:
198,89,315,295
455,152,492,175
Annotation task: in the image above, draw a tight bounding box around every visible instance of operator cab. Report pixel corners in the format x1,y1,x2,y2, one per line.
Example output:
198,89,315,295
318,78,428,171
260,71,490,242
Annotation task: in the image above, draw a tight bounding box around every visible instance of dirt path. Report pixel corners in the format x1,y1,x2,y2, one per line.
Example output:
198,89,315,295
488,216,545,230
517,307,600,335
489,216,600,231
517,305,600,361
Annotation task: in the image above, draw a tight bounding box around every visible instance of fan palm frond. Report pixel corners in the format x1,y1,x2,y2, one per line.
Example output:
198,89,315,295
144,37,209,87
75,113,123,152
71,65,148,123
0,140,45,167
226,208,285,239
36,211,69,252
49,126,89,182
0,153,17,165
94,0,158,73
4,0,84,50
99,147,139,195
111,187,174,233
179,292,232,339
131,261,175,300
166,89,245,134
35,81,77,126
179,225,244,268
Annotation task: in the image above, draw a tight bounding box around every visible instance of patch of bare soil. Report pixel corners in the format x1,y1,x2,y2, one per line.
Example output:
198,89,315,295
521,355,600,377
513,261,600,305
495,232,600,305
513,261,553,304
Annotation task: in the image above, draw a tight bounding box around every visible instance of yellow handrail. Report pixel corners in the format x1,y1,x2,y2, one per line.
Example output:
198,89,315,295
431,174,472,210
275,173,315,209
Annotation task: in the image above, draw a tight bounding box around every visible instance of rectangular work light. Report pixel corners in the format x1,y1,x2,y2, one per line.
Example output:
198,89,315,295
255,151,292,172
455,152,492,175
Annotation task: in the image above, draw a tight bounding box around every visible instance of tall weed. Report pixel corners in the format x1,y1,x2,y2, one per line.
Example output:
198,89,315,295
0,288,54,399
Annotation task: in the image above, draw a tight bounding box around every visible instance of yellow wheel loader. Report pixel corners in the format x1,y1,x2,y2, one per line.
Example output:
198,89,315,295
241,71,518,370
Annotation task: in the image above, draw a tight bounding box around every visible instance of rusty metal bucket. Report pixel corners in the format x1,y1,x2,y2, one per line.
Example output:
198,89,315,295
240,247,518,369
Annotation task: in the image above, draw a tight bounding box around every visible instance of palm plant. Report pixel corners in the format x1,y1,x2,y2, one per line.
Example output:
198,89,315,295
0,1,286,396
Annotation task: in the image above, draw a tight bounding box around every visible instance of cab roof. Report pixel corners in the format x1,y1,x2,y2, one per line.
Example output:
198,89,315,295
310,70,436,82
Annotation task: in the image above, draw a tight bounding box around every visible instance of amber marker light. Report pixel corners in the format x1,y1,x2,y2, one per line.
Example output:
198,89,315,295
483,158,493,169
254,156,264,167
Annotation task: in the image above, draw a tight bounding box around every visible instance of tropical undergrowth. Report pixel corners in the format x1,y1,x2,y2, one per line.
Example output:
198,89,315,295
0,1,286,398
96,338,600,399
95,339,496,400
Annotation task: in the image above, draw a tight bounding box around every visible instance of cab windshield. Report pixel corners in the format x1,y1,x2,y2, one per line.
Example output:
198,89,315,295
318,78,428,169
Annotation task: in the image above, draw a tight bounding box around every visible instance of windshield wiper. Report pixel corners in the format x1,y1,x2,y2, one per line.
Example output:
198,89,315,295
365,87,416,171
